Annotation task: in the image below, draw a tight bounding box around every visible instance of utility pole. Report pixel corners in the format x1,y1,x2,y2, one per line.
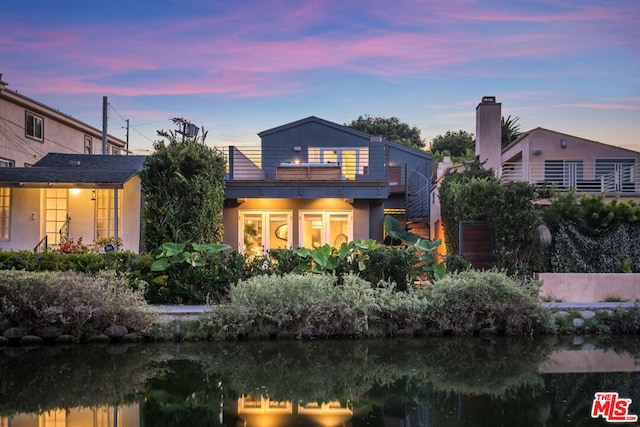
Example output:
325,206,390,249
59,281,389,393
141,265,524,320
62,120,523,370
125,119,129,155
102,96,108,155
171,117,198,142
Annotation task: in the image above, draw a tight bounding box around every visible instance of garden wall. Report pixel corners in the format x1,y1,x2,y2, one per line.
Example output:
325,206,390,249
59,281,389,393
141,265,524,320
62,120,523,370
538,273,640,302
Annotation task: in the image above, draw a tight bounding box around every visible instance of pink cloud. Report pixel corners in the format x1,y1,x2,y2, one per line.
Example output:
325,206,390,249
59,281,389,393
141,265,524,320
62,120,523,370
553,103,640,111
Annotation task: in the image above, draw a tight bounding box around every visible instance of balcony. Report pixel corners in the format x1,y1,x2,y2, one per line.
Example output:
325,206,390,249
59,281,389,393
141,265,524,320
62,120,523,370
500,161,638,194
220,145,396,199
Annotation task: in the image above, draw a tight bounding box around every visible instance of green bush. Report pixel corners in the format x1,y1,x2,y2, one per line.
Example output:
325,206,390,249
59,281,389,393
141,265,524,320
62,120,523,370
439,161,548,276
200,273,429,339
0,270,155,340
360,246,421,290
200,271,548,339
424,271,547,335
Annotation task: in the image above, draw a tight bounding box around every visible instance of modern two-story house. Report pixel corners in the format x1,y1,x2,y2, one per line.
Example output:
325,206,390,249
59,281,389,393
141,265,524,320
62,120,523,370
0,74,126,167
222,116,433,254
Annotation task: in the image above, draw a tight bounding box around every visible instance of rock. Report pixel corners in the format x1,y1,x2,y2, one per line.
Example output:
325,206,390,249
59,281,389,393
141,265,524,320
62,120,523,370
581,343,597,350
36,326,64,340
396,328,415,337
554,311,570,318
266,323,280,335
20,335,44,348
573,318,584,328
3,327,27,340
0,336,9,347
580,310,596,319
104,325,128,339
572,336,584,346
89,334,111,344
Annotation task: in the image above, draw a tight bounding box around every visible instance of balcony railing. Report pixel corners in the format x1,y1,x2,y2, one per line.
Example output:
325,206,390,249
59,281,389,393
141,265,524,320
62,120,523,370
219,145,394,183
500,161,638,193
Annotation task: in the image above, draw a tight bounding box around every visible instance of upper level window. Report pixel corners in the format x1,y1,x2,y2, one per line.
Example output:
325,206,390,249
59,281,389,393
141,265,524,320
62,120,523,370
0,158,14,167
308,147,369,180
25,111,43,141
84,136,92,154
111,146,120,155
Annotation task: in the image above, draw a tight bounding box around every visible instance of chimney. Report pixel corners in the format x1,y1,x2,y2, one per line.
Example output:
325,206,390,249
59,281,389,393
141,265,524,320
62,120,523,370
475,96,501,172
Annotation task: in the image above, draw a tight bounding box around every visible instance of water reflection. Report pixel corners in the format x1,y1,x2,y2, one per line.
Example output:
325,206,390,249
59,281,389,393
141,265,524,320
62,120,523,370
1,336,639,426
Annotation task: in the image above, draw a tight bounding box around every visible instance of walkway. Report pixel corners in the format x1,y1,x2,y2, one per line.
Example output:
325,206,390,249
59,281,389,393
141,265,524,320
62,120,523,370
151,302,637,321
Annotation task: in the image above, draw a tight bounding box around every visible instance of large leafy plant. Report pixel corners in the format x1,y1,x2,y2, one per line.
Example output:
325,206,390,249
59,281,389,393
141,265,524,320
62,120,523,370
151,242,231,272
384,215,446,280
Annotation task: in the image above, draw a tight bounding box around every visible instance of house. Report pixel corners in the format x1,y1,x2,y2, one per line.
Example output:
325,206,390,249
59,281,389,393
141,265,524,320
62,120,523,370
0,153,146,252
430,96,640,249
475,96,640,199
0,74,126,167
222,116,433,254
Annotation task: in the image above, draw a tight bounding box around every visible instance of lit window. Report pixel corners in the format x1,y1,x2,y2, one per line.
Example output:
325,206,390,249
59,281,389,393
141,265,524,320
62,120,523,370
95,189,122,239
239,210,292,256
308,147,369,179
299,211,351,248
0,188,10,240
25,111,43,141
45,189,68,245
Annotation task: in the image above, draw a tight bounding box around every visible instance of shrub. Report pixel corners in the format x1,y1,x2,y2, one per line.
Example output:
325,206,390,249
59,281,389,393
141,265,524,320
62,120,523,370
424,271,547,335
0,270,155,340
200,273,429,340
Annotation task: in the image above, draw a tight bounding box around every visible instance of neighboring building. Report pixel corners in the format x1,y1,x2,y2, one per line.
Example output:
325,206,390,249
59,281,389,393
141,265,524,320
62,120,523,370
0,153,146,252
430,96,640,244
500,127,640,198
0,74,126,167
223,116,433,254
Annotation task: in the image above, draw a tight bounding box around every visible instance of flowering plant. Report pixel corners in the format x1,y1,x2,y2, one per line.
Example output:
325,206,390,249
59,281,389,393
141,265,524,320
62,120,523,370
58,237,87,254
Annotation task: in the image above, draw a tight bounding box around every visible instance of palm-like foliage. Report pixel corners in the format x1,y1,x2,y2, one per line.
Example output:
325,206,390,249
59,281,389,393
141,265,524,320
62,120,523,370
502,115,522,148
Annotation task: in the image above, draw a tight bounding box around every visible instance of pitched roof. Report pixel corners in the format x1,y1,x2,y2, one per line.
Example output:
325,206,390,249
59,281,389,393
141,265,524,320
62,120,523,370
0,153,147,188
258,116,373,140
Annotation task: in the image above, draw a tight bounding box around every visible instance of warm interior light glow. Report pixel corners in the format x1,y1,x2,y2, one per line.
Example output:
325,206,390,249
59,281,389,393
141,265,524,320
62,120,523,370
69,188,81,195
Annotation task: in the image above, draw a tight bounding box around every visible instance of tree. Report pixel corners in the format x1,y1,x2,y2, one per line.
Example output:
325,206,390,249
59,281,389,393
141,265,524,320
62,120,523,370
438,159,546,275
502,115,522,148
429,130,475,158
346,115,425,150
139,129,226,252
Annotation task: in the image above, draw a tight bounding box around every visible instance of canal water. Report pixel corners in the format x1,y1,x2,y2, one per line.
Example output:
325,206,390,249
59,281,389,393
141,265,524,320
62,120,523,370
1,336,639,426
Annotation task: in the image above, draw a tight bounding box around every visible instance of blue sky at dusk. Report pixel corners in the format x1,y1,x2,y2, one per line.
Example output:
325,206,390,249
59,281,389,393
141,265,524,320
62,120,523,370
2,0,639,153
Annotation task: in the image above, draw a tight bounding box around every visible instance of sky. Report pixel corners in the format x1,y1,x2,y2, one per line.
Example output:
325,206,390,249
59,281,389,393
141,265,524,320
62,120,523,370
2,0,639,154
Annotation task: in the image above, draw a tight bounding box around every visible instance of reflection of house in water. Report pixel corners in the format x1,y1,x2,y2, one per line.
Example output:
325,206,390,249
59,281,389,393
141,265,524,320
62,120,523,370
229,395,354,427
0,405,139,427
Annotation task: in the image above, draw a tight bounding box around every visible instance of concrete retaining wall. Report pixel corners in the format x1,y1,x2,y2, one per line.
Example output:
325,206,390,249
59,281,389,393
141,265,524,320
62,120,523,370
538,273,640,302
